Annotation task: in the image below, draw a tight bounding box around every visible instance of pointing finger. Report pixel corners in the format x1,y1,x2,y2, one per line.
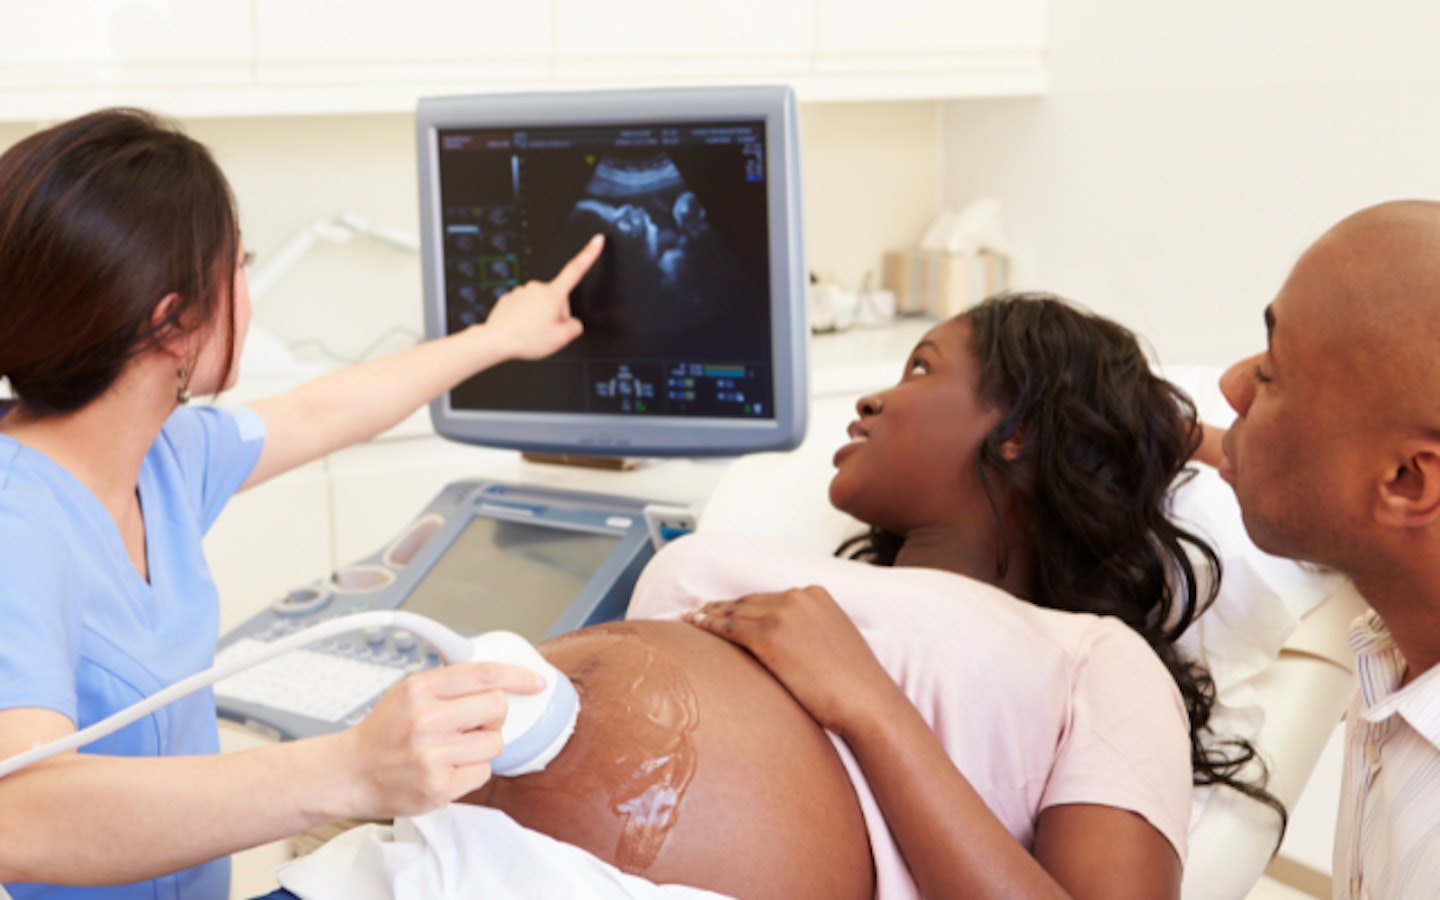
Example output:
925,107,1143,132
550,234,605,294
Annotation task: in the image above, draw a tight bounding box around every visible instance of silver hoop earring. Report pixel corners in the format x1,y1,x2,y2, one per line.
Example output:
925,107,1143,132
176,364,191,405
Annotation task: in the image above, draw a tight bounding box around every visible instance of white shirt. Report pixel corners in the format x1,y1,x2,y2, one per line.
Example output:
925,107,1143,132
1333,609,1440,900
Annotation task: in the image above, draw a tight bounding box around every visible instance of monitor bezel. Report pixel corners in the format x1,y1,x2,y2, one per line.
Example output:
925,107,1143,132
415,85,807,457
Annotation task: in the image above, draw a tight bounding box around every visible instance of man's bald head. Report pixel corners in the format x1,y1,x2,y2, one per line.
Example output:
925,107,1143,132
1219,199,1440,590
1285,200,1440,431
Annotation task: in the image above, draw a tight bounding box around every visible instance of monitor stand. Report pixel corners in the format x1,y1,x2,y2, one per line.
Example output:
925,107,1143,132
521,452,652,471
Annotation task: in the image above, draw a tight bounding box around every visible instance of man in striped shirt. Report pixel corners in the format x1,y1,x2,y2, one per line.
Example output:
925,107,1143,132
1216,199,1440,899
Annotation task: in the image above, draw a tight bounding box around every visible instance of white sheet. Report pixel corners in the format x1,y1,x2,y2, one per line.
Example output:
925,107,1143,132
275,805,730,900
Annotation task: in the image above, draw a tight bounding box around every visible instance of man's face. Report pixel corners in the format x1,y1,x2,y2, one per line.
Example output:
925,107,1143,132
1217,240,1369,566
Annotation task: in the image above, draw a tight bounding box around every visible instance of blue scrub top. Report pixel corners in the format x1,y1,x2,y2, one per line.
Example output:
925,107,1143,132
0,404,265,900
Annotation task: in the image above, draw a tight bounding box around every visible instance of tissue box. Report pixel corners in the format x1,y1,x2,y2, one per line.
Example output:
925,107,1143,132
882,249,1010,318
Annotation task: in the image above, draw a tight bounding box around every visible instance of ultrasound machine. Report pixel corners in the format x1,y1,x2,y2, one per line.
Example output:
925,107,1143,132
213,85,809,741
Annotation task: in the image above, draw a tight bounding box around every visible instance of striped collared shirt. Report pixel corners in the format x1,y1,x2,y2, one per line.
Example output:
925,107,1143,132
1333,609,1440,899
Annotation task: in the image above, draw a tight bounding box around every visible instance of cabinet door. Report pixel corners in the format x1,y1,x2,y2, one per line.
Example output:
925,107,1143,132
818,0,1046,56
0,0,250,87
554,0,815,78
255,0,552,84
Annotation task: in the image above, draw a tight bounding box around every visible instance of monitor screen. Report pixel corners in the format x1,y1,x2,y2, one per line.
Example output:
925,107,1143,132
401,515,622,643
416,86,807,456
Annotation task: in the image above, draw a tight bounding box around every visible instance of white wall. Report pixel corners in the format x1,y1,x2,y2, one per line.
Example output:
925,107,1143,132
942,0,1440,368
191,114,431,365
801,101,942,290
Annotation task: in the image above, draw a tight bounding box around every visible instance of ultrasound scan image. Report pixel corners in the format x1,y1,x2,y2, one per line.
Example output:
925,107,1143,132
550,153,758,341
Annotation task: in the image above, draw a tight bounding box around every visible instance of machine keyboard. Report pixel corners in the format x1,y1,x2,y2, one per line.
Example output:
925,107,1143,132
214,638,407,723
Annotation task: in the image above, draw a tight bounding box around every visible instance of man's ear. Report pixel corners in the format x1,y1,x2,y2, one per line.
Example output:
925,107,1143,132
1375,442,1440,528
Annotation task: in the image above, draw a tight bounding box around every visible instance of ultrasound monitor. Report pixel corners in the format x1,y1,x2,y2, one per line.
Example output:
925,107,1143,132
415,85,807,457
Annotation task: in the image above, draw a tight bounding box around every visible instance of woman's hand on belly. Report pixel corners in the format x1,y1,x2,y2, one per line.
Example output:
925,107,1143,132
684,585,901,740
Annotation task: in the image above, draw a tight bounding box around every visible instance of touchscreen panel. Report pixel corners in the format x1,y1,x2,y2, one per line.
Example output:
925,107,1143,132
402,515,622,643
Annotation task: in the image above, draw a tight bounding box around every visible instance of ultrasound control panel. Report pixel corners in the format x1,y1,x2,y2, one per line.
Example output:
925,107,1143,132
214,479,656,741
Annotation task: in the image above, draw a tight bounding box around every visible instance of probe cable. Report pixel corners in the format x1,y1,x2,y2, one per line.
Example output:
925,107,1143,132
0,610,475,779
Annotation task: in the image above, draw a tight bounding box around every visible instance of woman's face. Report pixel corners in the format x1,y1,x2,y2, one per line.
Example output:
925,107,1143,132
828,317,1006,536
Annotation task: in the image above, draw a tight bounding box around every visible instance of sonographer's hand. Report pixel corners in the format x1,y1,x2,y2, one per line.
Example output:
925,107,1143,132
336,661,545,817
484,234,603,360
685,586,903,742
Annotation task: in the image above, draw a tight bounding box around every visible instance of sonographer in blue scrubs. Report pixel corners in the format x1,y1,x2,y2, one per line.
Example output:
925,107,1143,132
0,108,603,898
0,406,264,899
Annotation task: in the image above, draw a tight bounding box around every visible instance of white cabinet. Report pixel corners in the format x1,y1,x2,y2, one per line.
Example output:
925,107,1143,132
553,0,816,79
0,1,251,68
254,0,552,85
811,0,1048,99
0,0,251,91
0,0,1047,120
256,0,552,63
819,0,1047,54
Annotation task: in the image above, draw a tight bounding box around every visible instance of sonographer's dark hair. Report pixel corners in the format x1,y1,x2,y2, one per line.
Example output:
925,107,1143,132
0,107,239,416
840,292,1287,840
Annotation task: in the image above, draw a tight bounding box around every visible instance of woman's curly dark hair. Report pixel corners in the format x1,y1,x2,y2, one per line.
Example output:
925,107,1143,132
841,292,1286,839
